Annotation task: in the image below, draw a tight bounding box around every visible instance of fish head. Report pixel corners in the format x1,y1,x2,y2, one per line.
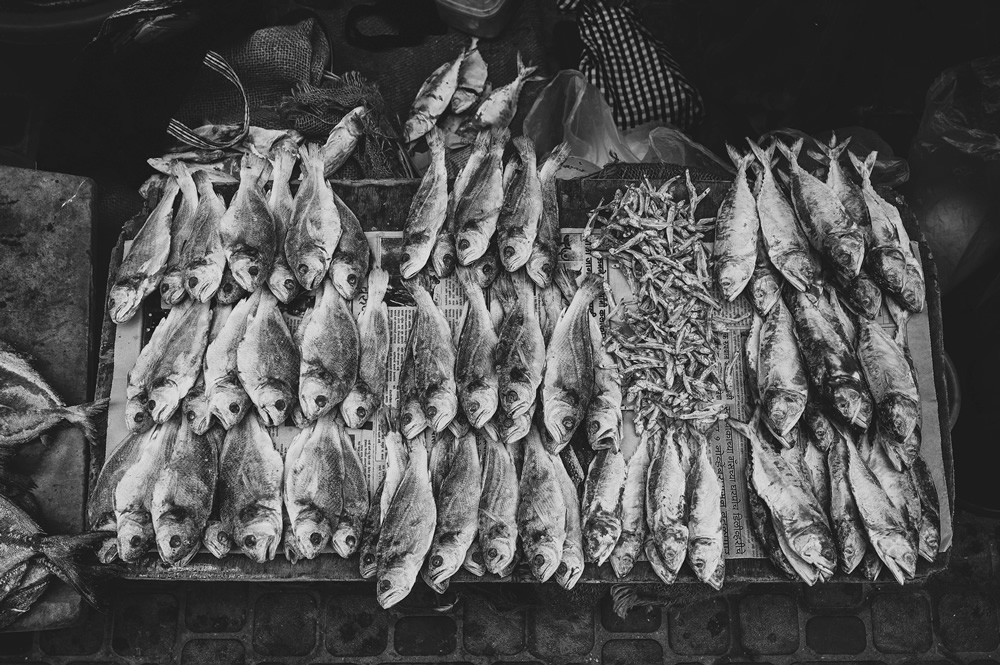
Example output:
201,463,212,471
609,533,642,578
424,544,464,588
790,528,838,577
779,252,819,291
154,510,202,566
464,541,487,576
587,407,621,450
879,397,920,443
376,564,416,609
462,381,498,429
340,385,376,429
499,237,531,273
583,515,621,566
527,542,563,582
829,233,865,279
267,263,301,304
831,382,873,429
833,519,867,573
900,266,925,312
424,387,459,433
471,251,499,288
499,379,533,419
257,380,295,427
716,260,754,301
299,374,336,422
293,248,331,291
330,262,364,300
526,251,554,289
146,382,182,424
126,394,153,433
203,521,233,558
229,250,270,292
554,556,584,590
159,274,187,305
762,389,807,438
482,536,515,575
500,412,530,445
97,538,120,564
874,532,917,584
543,398,582,452
291,506,333,560
402,114,434,144
184,397,212,435
432,238,457,278
236,513,282,563
117,511,155,563
400,400,428,440
870,248,907,293
398,238,432,280
331,517,361,558
208,387,250,430
687,536,725,590
456,231,490,267
108,284,143,324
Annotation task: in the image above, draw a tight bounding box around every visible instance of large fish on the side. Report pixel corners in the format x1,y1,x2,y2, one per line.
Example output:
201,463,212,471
114,418,176,562
266,138,301,304
360,414,408,578
298,279,360,421
330,193,370,300
451,38,488,114
542,273,601,451
341,268,389,428
714,145,760,300
283,414,341,560
456,267,500,430
456,128,507,266
285,143,341,291
581,447,626,566
645,425,690,584
183,171,228,303
911,456,941,562
856,316,919,443
237,289,299,427
750,299,808,439
494,271,546,419
218,412,283,563
609,430,651,578
0,341,108,448
832,268,883,321
403,52,464,143
553,455,585,589
809,134,873,244
204,298,254,430
745,139,817,291
219,153,276,292
150,418,219,565
424,429,481,591
406,277,459,432
109,179,181,323
527,142,571,288
377,434,436,609
331,420,369,558
517,425,566,582
827,430,868,573
785,287,872,429
586,316,623,451
497,136,543,272
462,52,537,133
145,300,213,424
88,429,154,562
478,427,519,575
744,461,798,581
159,164,200,305
777,139,865,280
868,427,922,556
686,428,725,589
400,128,449,278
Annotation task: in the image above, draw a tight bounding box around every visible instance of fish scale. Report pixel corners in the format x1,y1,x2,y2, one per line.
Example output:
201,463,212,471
478,427,519,575
219,153,277,292
341,268,390,428
282,414,342,560
237,289,299,427
159,164,200,305
266,138,301,304
517,425,566,583
298,279,360,422
285,143,341,291
496,137,542,273
406,278,458,433
456,267,500,430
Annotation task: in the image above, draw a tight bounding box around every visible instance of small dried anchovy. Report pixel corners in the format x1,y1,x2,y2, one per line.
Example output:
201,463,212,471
586,173,727,434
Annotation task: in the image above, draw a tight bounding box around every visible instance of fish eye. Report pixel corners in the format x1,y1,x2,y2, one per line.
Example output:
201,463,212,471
458,239,470,250
108,298,115,307
401,253,410,263
468,400,480,413
169,535,182,548
310,532,323,546
275,399,287,412
222,283,233,294
284,279,296,290
562,416,575,430
315,395,328,408
363,553,375,565
298,264,309,275
146,399,156,410
244,535,257,548
229,403,240,414
473,550,484,564
347,274,357,286
588,422,599,434
486,547,498,560
532,554,545,568
186,411,195,421
356,407,367,419
159,284,169,294
248,266,260,277
401,413,412,425
482,264,493,275
430,555,443,568
346,535,357,548
426,406,437,417
379,580,392,592
133,412,145,423
504,390,517,404
188,276,199,288
130,535,142,548
503,247,515,259
557,562,567,574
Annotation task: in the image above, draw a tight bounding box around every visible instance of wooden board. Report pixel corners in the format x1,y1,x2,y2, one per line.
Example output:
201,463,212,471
0,164,95,631
93,164,954,584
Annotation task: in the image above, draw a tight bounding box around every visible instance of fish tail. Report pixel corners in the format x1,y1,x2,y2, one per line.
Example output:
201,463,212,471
775,138,803,167
745,138,775,172
515,51,539,80
39,531,115,609
63,398,110,444
240,152,270,184
511,135,536,165
540,142,572,182
473,129,492,154
425,126,445,153
367,267,389,306
467,36,479,53
725,143,754,173
578,272,603,302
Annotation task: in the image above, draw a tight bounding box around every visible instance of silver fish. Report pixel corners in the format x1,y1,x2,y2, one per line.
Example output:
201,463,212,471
283,415,341,560
219,153,276,292
183,171,229,303
323,106,367,177
407,277,459,432
868,426,922,556
686,429,725,589
747,239,782,317
478,426,519,575
298,279,360,421
159,163,200,305
467,237,501,288
215,264,249,305
330,192,371,299
849,151,909,297
586,316,622,451
911,456,941,562
341,268,390,428
494,271,545,419
456,128,507,266
403,52,464,143
609,430,652,578
553,454,585,589
645,426,689,583
332,420,369,558
285,143,341,291
810,134,873,244
538,281,564,346
109,179,180,323
237,288,299,427
463,539,486,576
360,413,408,577
397,322,428,440
451,38,488,114
517,425,566,582
833,268,882,321
145,300,213,424
204,297,254,430
400,128,448,278
456,267,500,430
203,519,232,559
744,457,799,581
582,447,625,566
542,274,600,451
463,52,538,133
714,145,760,300
527,142,571,288
751,299,808,439
827,429,867,573
856,316,919,443
218,412,283,563
266,138,301,304
115,419,175,563
497,136,543,272
88,429,149,562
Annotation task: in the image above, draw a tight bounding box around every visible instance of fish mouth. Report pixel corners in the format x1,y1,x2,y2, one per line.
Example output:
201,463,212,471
204,527,232,559
332,528,360,558
156,529,199,565
555,561,583,589
430,406,457,433
456,236,487,266
425,552,460,587
109,287,141,324
376,581,411,609
528,549,561,582
584,533,617,566
230,258,266,292
294,255,329,291
209,396,248,430
240,534,279,563
499,243,529,272
610,553,635,578
468,400,497,430
717,263,753,300
260,403,290,427
117,515,154,563
147,388,180,424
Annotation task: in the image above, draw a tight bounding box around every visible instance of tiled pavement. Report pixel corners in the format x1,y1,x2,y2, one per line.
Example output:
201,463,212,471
1,508,998,664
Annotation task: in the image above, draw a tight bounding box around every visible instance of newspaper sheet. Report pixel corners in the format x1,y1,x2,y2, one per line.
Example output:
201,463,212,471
107,234,952,561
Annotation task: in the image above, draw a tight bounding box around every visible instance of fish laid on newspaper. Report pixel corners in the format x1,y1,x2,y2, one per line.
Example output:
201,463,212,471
183,170,229,302
88,428,153,563
331,419,369,558
855,316,920,443
286,143,342,291
581,447,626,566
159,164,200,305
455,129,507,266
827,429,867,573
237,289,299,427
330,193,371,300
323,106,367,177
609,430,651,578
219,153,276,292
406,277,459,432
205,296,255,430
645,425,690,584
283,414,342,560
0,340,108,447
713,145,759,300
403,51,464,143
478,427,519,575
686,429,725,589
497,136,543,272
746,140,817,291
517,425,566,583
748,239,782,317
341,268,390,428
494,272,546,420
109,179,180,323
586,315,623,451
400,128,449,278
218,412,284,563
553,454,585,590
377,433,436,609
527,142,571,288
456,267,500,430
359,413,408,578
145,300,213,425
747,299,808,441
397,324,428,440
266,137,301,303
298,279,360,421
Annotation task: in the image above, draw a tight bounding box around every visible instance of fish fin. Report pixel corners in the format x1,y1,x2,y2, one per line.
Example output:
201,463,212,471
806,149,828,165
776,169,791,189
511,135,536,162
775,138,804,168
425,126,445,153
726,143,755,172
515,51,539,80
366,267,389,307
38,531,116,608
539,142,572,182
554,266,579,302
864,150,877,176
64,398,110,444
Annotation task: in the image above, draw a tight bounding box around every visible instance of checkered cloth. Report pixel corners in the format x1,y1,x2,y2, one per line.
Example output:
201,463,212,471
557,0,704,131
